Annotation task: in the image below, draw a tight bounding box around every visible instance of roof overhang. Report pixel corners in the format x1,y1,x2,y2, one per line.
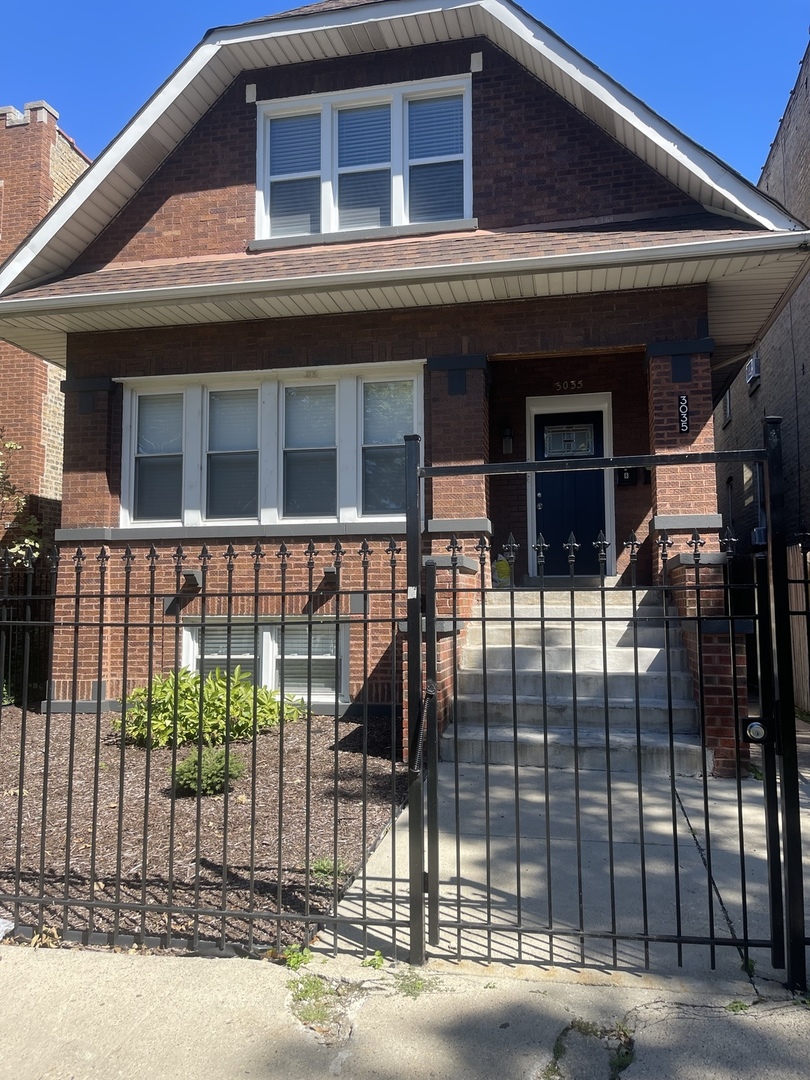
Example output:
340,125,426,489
0,0,803,301
2,230,808,400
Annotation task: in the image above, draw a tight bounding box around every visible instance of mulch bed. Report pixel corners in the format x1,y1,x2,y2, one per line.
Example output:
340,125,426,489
0,706,407,951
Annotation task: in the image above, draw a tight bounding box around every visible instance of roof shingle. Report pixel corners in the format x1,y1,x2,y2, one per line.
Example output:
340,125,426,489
3,214,764,303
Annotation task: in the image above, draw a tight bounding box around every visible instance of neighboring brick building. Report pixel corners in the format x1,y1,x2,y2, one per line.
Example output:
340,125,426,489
714,39,810,546
713,37,810,711
0,0,807,730
0,101,88,544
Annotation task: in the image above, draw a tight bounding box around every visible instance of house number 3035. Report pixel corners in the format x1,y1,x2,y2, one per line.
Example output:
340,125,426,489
554,380,584,391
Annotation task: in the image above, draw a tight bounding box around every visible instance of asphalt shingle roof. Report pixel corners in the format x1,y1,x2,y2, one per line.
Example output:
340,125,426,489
4,214,764,302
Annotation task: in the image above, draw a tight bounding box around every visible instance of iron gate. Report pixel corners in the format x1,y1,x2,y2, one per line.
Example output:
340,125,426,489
405,420,807,990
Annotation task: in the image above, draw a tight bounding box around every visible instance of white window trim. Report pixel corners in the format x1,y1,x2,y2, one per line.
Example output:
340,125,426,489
255,75,472,241
181,618,350,709
119,361,423,529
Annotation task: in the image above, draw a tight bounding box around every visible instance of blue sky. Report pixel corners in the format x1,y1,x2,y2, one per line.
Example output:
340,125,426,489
2,1,807,183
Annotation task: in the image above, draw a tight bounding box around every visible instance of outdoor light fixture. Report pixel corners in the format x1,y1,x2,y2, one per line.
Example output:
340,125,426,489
501,425,513,455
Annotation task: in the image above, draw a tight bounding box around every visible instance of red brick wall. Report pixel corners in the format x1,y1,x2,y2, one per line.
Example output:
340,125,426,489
648,350,720,561
77,40,698,268
668,562,749,777
48,536,408,711
426,366,489,523
62,285,707,532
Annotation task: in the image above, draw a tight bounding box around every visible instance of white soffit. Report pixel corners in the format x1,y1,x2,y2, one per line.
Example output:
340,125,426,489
1,236,807,368
0,0,802,299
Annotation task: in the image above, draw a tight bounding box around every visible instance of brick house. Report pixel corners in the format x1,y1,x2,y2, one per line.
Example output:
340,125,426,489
0,0,808,730
0,101,88,545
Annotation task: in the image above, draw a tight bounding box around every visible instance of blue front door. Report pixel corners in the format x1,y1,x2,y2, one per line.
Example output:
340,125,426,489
534,411,605,576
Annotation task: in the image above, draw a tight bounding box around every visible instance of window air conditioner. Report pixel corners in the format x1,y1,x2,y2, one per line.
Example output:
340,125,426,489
745,354,761,385
750,526,767,547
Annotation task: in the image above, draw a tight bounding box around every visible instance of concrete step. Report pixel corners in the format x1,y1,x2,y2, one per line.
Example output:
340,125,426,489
453,695,698,733
463,620,679,649
481,587,666,614
460,643,690,673
456,667,695,701
441,724,707,776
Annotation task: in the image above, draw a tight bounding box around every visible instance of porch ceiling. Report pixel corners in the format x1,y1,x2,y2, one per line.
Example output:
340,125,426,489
0,231,807,399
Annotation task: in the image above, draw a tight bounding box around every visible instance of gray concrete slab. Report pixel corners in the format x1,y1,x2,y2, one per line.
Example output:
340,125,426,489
328,760,807,984
0,945,807,1080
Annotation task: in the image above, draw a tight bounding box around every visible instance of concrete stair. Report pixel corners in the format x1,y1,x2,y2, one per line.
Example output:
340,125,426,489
441,587,705,775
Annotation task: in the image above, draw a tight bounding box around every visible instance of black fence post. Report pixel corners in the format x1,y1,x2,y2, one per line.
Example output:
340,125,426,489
754,553,786,971
424,559,440,946
405,434,426,965
763,417,807,992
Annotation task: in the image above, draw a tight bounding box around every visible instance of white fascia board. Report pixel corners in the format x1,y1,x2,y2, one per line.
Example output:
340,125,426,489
209,0,801,234
475,0,801,233
0,0,799,301
0,42,221,296
1,231,807,319
204,0,478,46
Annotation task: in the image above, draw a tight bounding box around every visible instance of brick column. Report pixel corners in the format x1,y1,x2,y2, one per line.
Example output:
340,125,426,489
647,343,746,776
668,558,749,778
647,345,722,555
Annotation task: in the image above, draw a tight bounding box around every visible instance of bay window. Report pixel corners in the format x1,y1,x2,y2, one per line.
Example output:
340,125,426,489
121,364,421,527
256,76,471,239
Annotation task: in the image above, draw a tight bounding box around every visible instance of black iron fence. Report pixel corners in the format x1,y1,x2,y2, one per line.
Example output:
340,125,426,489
0,423,807,989
0,540,410,956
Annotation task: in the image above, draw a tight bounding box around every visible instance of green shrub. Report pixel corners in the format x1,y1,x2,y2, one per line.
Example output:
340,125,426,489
115,665,304,748
173,746,246,796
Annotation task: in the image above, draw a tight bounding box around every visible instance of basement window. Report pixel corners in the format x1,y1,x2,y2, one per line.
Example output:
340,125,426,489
182,620,348,709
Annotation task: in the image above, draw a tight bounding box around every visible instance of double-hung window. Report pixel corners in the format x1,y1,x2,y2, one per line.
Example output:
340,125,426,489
121,364,421,527
207,390,259,518
257,76,471,239
134,393,183,521
283,385,337,517
362,379,413,514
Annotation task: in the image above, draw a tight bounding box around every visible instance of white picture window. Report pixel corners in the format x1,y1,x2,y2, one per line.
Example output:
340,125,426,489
256,76,471,239
121,364,422,527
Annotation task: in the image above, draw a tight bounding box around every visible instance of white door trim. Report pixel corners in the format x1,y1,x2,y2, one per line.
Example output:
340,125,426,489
525,392,615,576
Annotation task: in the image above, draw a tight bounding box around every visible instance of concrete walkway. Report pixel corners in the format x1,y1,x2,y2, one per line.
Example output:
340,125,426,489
330,757,810,983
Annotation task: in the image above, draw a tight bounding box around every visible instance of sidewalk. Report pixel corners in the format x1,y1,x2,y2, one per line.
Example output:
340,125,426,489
0,943,807,1079
2,725,807,1079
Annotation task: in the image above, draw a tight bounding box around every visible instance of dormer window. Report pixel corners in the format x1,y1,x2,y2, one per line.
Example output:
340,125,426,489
255,76,471,240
